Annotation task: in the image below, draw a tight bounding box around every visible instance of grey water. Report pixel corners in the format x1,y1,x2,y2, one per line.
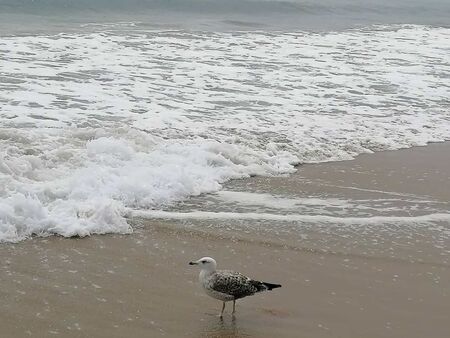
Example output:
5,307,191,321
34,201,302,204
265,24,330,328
0,0,449,35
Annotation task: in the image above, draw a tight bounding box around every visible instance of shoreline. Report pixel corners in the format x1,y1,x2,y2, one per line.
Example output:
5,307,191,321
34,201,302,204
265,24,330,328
0,142,449,337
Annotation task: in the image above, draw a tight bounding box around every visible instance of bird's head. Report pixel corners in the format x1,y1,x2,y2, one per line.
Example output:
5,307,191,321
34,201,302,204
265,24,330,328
189,257,217,271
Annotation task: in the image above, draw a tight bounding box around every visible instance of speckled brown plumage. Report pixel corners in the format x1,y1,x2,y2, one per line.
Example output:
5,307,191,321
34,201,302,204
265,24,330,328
205,270,280,300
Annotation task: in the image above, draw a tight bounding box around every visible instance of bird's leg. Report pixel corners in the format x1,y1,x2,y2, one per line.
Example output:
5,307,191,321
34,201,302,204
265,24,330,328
220,302,226,317
232,300,236,314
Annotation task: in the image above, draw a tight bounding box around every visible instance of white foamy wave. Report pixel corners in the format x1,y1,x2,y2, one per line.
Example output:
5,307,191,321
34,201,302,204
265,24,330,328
0,193,130,242
0,129,296,242
130,209,450,227
0,24,449,242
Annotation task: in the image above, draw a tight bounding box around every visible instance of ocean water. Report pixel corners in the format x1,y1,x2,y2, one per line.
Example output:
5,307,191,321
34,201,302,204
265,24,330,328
0,0,449,242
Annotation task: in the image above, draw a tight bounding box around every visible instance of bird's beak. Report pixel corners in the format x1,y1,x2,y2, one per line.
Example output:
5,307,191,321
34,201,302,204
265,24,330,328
189,261,198,265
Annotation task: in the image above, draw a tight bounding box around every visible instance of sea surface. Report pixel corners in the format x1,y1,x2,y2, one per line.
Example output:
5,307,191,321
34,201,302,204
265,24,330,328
0,0,449,243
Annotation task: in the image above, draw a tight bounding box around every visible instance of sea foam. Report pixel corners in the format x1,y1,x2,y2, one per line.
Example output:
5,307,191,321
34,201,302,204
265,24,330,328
0,25,449,242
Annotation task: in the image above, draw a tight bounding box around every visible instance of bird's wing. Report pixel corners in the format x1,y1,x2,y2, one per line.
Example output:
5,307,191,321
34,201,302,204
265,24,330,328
209,270,260,299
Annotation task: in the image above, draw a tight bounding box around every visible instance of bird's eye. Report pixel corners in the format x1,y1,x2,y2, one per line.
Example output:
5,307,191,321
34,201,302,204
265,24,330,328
201,260,206,263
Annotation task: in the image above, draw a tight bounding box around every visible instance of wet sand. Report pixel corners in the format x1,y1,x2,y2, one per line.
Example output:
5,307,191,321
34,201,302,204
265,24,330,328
1,143,449,337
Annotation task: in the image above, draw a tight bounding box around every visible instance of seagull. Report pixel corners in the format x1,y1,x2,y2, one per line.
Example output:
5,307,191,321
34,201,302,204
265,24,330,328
189,257,281,317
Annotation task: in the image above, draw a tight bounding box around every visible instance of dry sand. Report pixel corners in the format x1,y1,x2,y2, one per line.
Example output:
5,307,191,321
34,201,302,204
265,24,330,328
1,143,449,338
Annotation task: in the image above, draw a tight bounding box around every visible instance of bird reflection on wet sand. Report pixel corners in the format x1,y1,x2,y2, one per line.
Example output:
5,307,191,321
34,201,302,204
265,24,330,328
199,314,251,338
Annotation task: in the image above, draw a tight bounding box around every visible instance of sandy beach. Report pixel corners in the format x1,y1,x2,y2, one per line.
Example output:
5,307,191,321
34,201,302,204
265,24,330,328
1,143,449,338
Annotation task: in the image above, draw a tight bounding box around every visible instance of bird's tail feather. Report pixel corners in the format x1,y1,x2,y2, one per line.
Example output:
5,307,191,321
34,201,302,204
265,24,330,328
262,282,282,291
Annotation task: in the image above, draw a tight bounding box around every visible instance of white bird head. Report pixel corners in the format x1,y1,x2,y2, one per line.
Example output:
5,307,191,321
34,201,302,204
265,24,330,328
189,257,217,271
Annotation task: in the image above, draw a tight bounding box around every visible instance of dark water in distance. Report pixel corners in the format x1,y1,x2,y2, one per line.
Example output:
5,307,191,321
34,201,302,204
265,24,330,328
1,0,449,33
